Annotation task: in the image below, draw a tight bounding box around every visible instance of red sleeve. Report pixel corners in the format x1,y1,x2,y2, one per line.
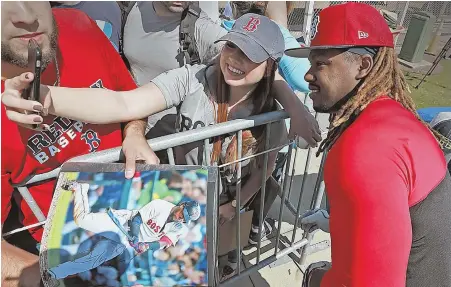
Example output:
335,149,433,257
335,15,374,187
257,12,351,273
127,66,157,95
322,143,412,287
1,173,13,226
1,83,15,225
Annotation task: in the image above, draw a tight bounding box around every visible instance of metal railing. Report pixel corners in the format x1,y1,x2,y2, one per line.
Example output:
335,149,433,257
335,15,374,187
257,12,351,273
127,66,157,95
4,110,327,286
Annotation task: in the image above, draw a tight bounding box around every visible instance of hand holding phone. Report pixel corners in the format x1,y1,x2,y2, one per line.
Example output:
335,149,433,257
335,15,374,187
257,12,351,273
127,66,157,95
21,39,42,129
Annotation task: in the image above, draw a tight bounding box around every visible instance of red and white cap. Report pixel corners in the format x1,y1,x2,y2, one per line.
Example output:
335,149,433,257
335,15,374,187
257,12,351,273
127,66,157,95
285,2,393,58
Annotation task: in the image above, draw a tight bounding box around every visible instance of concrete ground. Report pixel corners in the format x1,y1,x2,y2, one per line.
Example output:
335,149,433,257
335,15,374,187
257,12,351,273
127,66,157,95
219,106,332,287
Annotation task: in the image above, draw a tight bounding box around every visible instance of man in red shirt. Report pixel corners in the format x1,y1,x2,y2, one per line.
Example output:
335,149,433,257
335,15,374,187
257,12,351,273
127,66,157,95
1,2,157,286
286,3,450,287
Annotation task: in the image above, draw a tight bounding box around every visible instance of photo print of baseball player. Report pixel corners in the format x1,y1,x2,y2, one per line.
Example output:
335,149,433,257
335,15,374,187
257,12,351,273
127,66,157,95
45,181,201,281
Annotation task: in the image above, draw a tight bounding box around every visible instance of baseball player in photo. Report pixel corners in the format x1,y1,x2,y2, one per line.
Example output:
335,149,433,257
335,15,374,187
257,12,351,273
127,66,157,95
44,181,201,281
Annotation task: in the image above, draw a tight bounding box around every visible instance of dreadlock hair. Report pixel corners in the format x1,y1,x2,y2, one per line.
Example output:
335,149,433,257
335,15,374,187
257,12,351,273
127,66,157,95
317,46,444,156
210,57,278,172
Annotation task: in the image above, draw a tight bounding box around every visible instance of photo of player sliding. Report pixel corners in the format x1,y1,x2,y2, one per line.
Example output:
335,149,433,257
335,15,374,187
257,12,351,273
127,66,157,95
44,180,201,281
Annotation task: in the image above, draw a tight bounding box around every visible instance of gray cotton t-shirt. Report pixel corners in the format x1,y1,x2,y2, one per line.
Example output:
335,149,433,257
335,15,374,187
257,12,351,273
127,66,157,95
151,64,288,190
123,1,227,86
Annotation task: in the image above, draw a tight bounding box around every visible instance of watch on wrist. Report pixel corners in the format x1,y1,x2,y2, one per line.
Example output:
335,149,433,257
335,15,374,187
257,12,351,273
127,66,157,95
231,199,237,208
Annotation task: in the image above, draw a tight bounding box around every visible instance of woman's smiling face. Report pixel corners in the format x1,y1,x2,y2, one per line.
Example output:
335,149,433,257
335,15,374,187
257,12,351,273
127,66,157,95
219,41,268,87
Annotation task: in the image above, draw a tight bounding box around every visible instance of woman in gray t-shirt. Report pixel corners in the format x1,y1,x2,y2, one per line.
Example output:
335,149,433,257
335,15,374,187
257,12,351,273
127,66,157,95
3,13,316,280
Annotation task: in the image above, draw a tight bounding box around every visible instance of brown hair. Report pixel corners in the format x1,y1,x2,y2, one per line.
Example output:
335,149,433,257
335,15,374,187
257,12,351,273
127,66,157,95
317,47,444,156
210,58,277,171
232,1,269,18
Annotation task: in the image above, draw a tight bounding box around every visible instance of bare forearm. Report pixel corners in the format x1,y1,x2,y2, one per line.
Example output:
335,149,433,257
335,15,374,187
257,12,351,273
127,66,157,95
46,83,167,124
266,1,288,28
1,241,40,287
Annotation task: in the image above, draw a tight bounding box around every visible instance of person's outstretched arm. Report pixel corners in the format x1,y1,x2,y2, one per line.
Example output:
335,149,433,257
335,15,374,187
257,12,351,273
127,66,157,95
2,65,193,126
44,79,167,124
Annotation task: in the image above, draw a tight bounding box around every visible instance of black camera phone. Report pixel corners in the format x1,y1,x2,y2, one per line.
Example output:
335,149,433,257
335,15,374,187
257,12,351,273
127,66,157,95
22,39,42,128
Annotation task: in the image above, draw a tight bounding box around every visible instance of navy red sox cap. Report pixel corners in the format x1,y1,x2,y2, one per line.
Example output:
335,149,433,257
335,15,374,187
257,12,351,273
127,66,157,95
181,201,201,223
215,13,285,63
285,2,393,58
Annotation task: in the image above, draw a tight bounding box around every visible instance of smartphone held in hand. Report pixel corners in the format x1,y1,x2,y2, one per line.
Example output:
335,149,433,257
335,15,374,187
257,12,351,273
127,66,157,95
22,39,42,129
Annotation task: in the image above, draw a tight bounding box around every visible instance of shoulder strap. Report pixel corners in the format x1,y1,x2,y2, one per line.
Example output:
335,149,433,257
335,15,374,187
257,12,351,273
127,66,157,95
178,4,201,67
119,1,137,70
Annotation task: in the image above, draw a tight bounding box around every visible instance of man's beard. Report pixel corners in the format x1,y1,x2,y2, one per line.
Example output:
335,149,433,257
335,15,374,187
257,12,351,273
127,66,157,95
1,17,59,70
313,81,363,114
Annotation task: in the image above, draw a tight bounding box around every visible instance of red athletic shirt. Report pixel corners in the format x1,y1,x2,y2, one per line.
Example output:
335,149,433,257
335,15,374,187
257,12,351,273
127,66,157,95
1,9,136,242
321,96,446,287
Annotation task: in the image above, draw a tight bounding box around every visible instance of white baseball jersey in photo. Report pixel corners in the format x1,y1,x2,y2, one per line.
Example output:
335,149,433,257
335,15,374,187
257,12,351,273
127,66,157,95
137,199,188,244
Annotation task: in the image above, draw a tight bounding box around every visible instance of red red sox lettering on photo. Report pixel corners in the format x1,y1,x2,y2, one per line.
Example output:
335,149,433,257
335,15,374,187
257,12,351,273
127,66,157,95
147,218,161,233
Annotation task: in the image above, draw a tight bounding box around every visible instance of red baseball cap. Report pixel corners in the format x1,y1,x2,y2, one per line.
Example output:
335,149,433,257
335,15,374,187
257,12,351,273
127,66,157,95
286,2,394,58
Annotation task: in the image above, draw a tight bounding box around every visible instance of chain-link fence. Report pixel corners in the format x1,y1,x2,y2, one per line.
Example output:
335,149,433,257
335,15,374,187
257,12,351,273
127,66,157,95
287,1,309,39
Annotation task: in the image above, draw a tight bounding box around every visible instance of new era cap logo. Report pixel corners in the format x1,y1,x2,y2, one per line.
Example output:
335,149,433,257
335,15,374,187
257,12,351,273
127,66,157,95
243,17,260,32
358,31,369,39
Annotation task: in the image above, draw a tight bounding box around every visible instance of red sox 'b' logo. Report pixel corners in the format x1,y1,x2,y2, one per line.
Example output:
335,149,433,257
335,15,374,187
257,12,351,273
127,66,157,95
243,17,260,32
81,129,101,152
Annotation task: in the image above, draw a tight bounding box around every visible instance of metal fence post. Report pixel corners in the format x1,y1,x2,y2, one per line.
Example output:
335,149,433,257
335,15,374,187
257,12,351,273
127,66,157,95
303,0,316,46
395,1,410,46
298,150,328,266
235,130,243,276
17,186,46,222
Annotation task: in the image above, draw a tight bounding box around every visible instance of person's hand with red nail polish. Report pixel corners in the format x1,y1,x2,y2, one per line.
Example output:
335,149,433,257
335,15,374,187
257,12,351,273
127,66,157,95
1,72,52,130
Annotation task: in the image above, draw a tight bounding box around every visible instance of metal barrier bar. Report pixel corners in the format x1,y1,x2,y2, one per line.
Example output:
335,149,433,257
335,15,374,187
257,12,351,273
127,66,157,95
298,151,328,265
274,143,295,254
291,146,314,245
215,175,221,285
2,221,46,237
256,124,271,263
204,139,209,165
236,130,243,275
17,186,46,222
220,238,309,287
281,195,301,217
18,111,289,187
290,111,320,245
285,144,299,206
167,147,175,165
298,181,325,263
218,142,291,169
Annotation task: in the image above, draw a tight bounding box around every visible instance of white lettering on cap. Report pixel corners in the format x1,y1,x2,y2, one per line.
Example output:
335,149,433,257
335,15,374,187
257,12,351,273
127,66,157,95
358,31,369,39
310,15,320,42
